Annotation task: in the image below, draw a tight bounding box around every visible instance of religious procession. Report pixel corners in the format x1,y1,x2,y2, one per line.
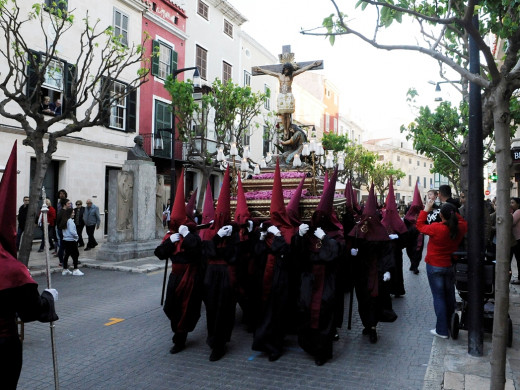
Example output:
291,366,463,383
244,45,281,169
156,155,467,367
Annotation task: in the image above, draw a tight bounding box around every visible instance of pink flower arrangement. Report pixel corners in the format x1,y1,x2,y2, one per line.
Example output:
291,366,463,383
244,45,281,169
237,189,344,200
252,172,306,180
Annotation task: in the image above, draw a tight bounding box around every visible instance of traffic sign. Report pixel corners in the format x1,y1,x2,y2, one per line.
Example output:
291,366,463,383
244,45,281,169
485,190,490,196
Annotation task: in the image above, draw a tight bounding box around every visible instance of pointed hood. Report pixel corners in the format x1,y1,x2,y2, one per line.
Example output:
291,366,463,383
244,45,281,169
381,177,407,234
344,178,353,211
202,181,215,224
405,182,423,223
0,141,37,291
185,187,198,221
269,159,293,243
312,167,342,232
204,166,231,240
348,183,389,241
234,175,251,225
169,168,187,231
323,170,329,193
286,175,305,226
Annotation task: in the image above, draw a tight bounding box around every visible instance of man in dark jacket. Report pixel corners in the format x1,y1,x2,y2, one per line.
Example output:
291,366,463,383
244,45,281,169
83,199,101,250
16,196,29,251
73,200,86,247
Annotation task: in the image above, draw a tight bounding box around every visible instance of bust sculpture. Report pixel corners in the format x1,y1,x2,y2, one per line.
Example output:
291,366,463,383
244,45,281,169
127,135,152,161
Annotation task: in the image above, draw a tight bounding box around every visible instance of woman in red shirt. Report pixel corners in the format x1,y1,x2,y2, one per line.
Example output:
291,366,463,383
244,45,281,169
417,200,467,338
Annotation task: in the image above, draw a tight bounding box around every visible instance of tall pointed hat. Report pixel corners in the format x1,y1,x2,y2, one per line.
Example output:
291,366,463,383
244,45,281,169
234,174,251,225
322,170,329,193
286,175,305,226
205,166,231,240
313,167,343,232
348,183,389,241
381,177,407,234
405,181,423,223
169,168,187,231
185,187,198,221
316,167,337,215
269,159,293,243
344,178,353,210
201,181,215,224
0,141,36,291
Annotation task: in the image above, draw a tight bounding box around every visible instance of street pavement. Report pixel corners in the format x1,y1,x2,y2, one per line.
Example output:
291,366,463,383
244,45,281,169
15,239,520,389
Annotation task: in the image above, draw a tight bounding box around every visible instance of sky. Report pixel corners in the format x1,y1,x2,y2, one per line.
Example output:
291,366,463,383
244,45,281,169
231,0,459,140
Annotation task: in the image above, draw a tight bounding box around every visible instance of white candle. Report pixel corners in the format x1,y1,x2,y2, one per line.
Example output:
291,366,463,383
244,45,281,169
302,143,310,156
254,164,260,175
293,154,302,167
230,142,238,156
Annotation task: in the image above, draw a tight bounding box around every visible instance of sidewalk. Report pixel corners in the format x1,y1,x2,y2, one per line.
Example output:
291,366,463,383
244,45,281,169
27,238,164,277
26,239,520,389
423,272,520,390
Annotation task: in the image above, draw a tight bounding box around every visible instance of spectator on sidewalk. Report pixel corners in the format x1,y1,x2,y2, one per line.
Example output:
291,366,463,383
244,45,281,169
83,199,100,251
37,198,56,253
61,208,83,276
16,196,29,251
73,200,86,247
56,198,72,265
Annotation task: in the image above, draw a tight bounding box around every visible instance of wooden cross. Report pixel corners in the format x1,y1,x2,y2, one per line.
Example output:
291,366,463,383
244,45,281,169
251,45,323,75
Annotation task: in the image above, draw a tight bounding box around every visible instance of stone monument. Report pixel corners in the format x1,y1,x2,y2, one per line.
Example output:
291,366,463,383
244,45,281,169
96,137,160,261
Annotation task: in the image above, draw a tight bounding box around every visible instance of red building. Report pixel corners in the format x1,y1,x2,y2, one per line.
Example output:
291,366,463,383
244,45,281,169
140,0,188,187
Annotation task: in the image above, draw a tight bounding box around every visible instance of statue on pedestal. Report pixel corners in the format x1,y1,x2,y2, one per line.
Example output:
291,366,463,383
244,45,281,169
127,135,152,161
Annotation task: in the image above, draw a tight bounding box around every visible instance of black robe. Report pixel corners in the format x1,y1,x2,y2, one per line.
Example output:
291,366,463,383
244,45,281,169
292,233,340,362
202,232,239,350
162,233,204,340
252,235,290,356
404,219,424,272
388,234,407,296
0,285,57,390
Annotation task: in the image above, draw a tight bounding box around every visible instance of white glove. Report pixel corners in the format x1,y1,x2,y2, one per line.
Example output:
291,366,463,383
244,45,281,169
389,234,399,240
217,225,232,237
314,227,326,240
259,232,267,241
209,220,214,225
351,248,358,256
170,233,181,243
247,220,254,233
179,225,190,237
383,272,391,282
267,225,281,236
299,223,309,237
44,288,58,301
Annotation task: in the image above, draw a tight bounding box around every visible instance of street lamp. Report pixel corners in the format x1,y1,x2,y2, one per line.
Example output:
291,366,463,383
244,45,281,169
170,67,200,205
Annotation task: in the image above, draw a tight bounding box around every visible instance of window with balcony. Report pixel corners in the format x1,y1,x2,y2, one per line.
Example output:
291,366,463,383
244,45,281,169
196,45,208,80
152,40,177,80
99,78,137,132
197,0,209,20
244,70,251,87
242,127,250,146
113,8,129,46
264,85,270,110
154,100,173,157
263,126,270,155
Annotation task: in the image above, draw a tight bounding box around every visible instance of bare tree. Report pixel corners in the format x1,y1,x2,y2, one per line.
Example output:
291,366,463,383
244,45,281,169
0,1,150,265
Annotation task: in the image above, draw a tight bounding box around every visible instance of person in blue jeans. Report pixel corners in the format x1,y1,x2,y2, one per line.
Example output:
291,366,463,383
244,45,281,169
417,200,467,338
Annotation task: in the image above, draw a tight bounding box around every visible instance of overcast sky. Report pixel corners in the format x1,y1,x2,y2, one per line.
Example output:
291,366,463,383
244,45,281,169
231,0,458,140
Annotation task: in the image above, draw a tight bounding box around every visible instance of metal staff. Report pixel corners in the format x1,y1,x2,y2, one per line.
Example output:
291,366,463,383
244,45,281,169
41,187,60,390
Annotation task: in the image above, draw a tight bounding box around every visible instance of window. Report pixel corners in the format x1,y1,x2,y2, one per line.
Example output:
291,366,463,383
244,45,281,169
222,61,232,84
155,100,172,138
197,0,209,20
263,126,270,155
244,70,251,87
409,158,412,164
408,175,411,186
264,85,270,110
151,40,177,80
424,162,426,167
417,176,420,184
417,160,420,166
224,19,233,38
378,155,384,161
113,9,129,46
45,0,68,15
100,78,137,132
27,51,75,116
430,178,433,188
242,127,250,146
396,155,400,162
423,177,426,188
196,45,208,80
430,163,433,168
325,113,330,132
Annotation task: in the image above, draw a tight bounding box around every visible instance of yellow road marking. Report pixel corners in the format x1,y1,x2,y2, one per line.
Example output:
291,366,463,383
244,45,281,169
104,318,125,326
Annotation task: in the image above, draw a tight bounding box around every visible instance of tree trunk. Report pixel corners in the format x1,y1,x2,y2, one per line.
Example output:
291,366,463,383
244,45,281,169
459,137,469,196
18,152,51,266
490,96,511,390
197,166,213,212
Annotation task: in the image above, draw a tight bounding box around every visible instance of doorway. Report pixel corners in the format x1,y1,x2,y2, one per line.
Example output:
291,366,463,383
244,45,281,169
30,159,59,239
104,166,122,235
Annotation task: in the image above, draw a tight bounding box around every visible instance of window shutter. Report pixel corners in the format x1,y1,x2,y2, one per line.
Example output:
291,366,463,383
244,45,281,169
151,40,160,77
26,51,41,107
99,76,110,127
126,88,137,133
63,62,76,116
171,49,178,73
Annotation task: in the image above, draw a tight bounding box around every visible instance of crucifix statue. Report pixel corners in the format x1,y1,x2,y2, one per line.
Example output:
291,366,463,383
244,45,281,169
252,45,323,140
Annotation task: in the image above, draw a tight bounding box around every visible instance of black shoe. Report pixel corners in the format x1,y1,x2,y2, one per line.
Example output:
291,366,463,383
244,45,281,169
38,249,44,253
362,327,370,335
169,344,185,354
394,294,401,298
209,347,226,362
77,260,82,265
78,243,84,247
333,333,340,341
413,269,420,275
315,358,327,366
268,352,282,362
369,328,378,344
84,247,91,251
